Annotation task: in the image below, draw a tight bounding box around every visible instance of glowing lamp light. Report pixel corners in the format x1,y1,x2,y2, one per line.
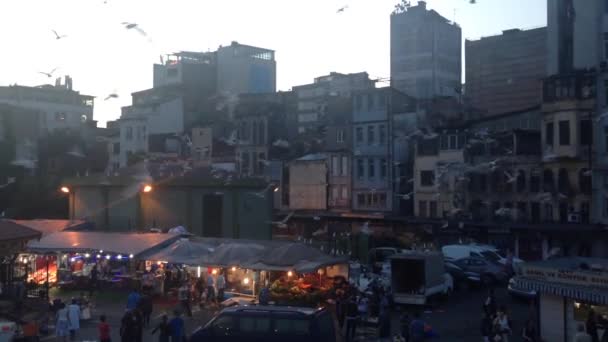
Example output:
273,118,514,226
22,258,28,264
96,254,101,259
212,269,218,275
60,186,70,193
231,266,236,272
287,271,293,277
117,254,123,260
84,253,90,258
129,254,134,259
70,257,76,263
243,277,250,285
142,184,153,193
197,266,201,278
99,250,104,254
105,255,111,260
157,261,162,265
273,186,279,192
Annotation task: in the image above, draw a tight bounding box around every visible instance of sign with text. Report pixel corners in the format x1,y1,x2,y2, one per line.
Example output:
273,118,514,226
522,265,608,288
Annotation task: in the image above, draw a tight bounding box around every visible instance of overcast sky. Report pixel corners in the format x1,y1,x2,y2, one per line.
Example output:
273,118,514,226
0,0,546,126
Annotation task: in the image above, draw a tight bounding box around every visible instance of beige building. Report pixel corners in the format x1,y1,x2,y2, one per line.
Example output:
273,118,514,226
288,154,327,210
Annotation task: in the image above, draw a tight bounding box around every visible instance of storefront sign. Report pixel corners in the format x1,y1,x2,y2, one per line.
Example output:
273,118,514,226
522,265,608,288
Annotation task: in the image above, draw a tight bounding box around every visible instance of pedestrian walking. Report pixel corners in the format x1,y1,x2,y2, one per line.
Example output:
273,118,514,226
55,303,69,342
152,314,172,342
127,288,141,311
258,285,270,305
206,272,215,304
399,312,411,342
344,295,359,342
493,306,511,342
575,323,592,342
120,310,136,342
522,318,538,342
378,292,391,338
169,310,185,342
178,282,192,317
409,311,426,342
216,270,226,304
132,308,144,342
587,309,600,342
483,288,497,318
481,312,493,342
98,315,111,342
67,298,81,341
139,292,153,327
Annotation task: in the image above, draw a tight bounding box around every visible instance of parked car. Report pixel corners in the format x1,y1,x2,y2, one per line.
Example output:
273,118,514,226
189,305,340,342
452,257,509,285
442,244,523,266
444,260,481,290
507,277,537,300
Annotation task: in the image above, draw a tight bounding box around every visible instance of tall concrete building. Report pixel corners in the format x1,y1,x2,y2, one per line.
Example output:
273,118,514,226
466,28,547,117
390,1,461,99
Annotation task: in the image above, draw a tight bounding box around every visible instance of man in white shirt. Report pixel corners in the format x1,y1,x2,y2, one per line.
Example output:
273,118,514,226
67,298,80,341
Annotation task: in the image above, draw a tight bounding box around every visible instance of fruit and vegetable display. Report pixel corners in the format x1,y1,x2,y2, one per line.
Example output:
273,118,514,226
269,274,333,306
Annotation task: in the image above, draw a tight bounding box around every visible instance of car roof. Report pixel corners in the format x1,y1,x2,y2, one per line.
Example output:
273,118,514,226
220,305,324,317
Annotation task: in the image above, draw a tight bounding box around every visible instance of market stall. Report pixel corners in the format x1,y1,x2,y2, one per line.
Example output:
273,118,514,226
24,231,181,291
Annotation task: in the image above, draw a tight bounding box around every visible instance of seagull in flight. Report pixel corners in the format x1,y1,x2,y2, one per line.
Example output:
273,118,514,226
52,30,67,40
104,93,119,101
122,22,147,36
337,5,349,13
38,68,58,78
269,212,294,229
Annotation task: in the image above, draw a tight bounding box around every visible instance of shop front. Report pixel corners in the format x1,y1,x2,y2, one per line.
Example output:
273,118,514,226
512,258,608,341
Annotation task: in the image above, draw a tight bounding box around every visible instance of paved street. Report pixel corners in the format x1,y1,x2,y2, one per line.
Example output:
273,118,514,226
39,285,530,341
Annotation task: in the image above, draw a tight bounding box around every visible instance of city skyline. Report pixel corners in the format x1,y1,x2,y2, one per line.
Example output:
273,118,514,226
0,0,546,125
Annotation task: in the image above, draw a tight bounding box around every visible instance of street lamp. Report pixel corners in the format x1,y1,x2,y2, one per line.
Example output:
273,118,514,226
142,184,153,193
60,186,70,193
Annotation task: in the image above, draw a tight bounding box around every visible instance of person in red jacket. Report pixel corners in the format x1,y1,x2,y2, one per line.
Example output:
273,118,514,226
98,315,111,342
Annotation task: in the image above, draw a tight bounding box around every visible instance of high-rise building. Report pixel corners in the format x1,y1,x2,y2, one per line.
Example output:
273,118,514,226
390,1,461,99
466,27,547,117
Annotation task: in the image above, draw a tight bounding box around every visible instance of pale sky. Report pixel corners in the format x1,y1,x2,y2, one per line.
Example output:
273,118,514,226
0,0,546,126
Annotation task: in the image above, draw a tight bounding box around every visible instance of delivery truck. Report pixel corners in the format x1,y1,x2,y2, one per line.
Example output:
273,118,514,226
390,251,452,305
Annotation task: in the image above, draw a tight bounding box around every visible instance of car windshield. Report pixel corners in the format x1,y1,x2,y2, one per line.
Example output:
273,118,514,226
480,251,502,262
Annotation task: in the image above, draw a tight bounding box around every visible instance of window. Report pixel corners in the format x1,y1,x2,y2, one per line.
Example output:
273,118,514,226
380,159,387,179
430,201,437,218
604,33,608,59
332,186,338,200
479,174,487,192
341,156,348,176
274,319,309,336
125,126,133,141
252,121,258,144
356,127,363,143
420,170,435,187
558,168,570,193
55,112,66,121
337,129,345,143
581,119,592,146
368,159,375,178
559,120,570,145
367,126,375,144
605,80,608,106
356,193,364,206
341,185,348,199
531,202,541,223
379,125,386,144
211,316,235,335
419,201,428,217
368,94,374,110
355,95,362,110
543,169,554,192
240,317,271,333
378,193,387,207
530,171,541,193
545,122,554,146
113,142,120,155
449,135,457,149
516,170,526,192
544,203,553,221
357,159,364,179
258,121,265,144
579,169,592,193
241,152,250,175
331,156,339,176
605,127,608,153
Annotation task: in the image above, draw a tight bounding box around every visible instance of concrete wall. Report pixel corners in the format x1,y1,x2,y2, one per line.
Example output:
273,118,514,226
289,160,327,210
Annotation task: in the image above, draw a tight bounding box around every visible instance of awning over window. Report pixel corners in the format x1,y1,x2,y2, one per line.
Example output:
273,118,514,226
513,276,608,305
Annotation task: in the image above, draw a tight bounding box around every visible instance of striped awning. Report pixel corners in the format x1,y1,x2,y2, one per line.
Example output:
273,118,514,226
514,276,608,305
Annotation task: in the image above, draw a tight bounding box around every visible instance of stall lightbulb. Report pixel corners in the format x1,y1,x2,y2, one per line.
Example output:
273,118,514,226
84,253,90,258
22,258,28,264
105,255,111,260
62,255,67,260
157,261,162,265
143,184,153,193
231,266,236,272
575,302,581,308
243,277,250,285
99,250,104,254
287,271,293,277
70,257,76,263
197,266,201,278
96,254,101,259
60,186,70,193
117,254,123,260
212,269,218,275
129,254,134,259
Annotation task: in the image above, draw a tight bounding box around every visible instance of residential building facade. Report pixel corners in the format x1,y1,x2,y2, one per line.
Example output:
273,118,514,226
466,27,547,117
390,1,461,99
288,154,328,210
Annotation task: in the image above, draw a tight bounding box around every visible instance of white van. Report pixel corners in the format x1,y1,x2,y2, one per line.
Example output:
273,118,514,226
442,244,523,265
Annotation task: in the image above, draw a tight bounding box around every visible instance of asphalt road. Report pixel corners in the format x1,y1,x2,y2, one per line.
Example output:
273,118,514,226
39,286,530,342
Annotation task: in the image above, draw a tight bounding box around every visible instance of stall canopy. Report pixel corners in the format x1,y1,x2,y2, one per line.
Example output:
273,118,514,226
27,231,181,258
0,220,42,256
203,242,267,267
144,238,214,265
248,243,348,273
